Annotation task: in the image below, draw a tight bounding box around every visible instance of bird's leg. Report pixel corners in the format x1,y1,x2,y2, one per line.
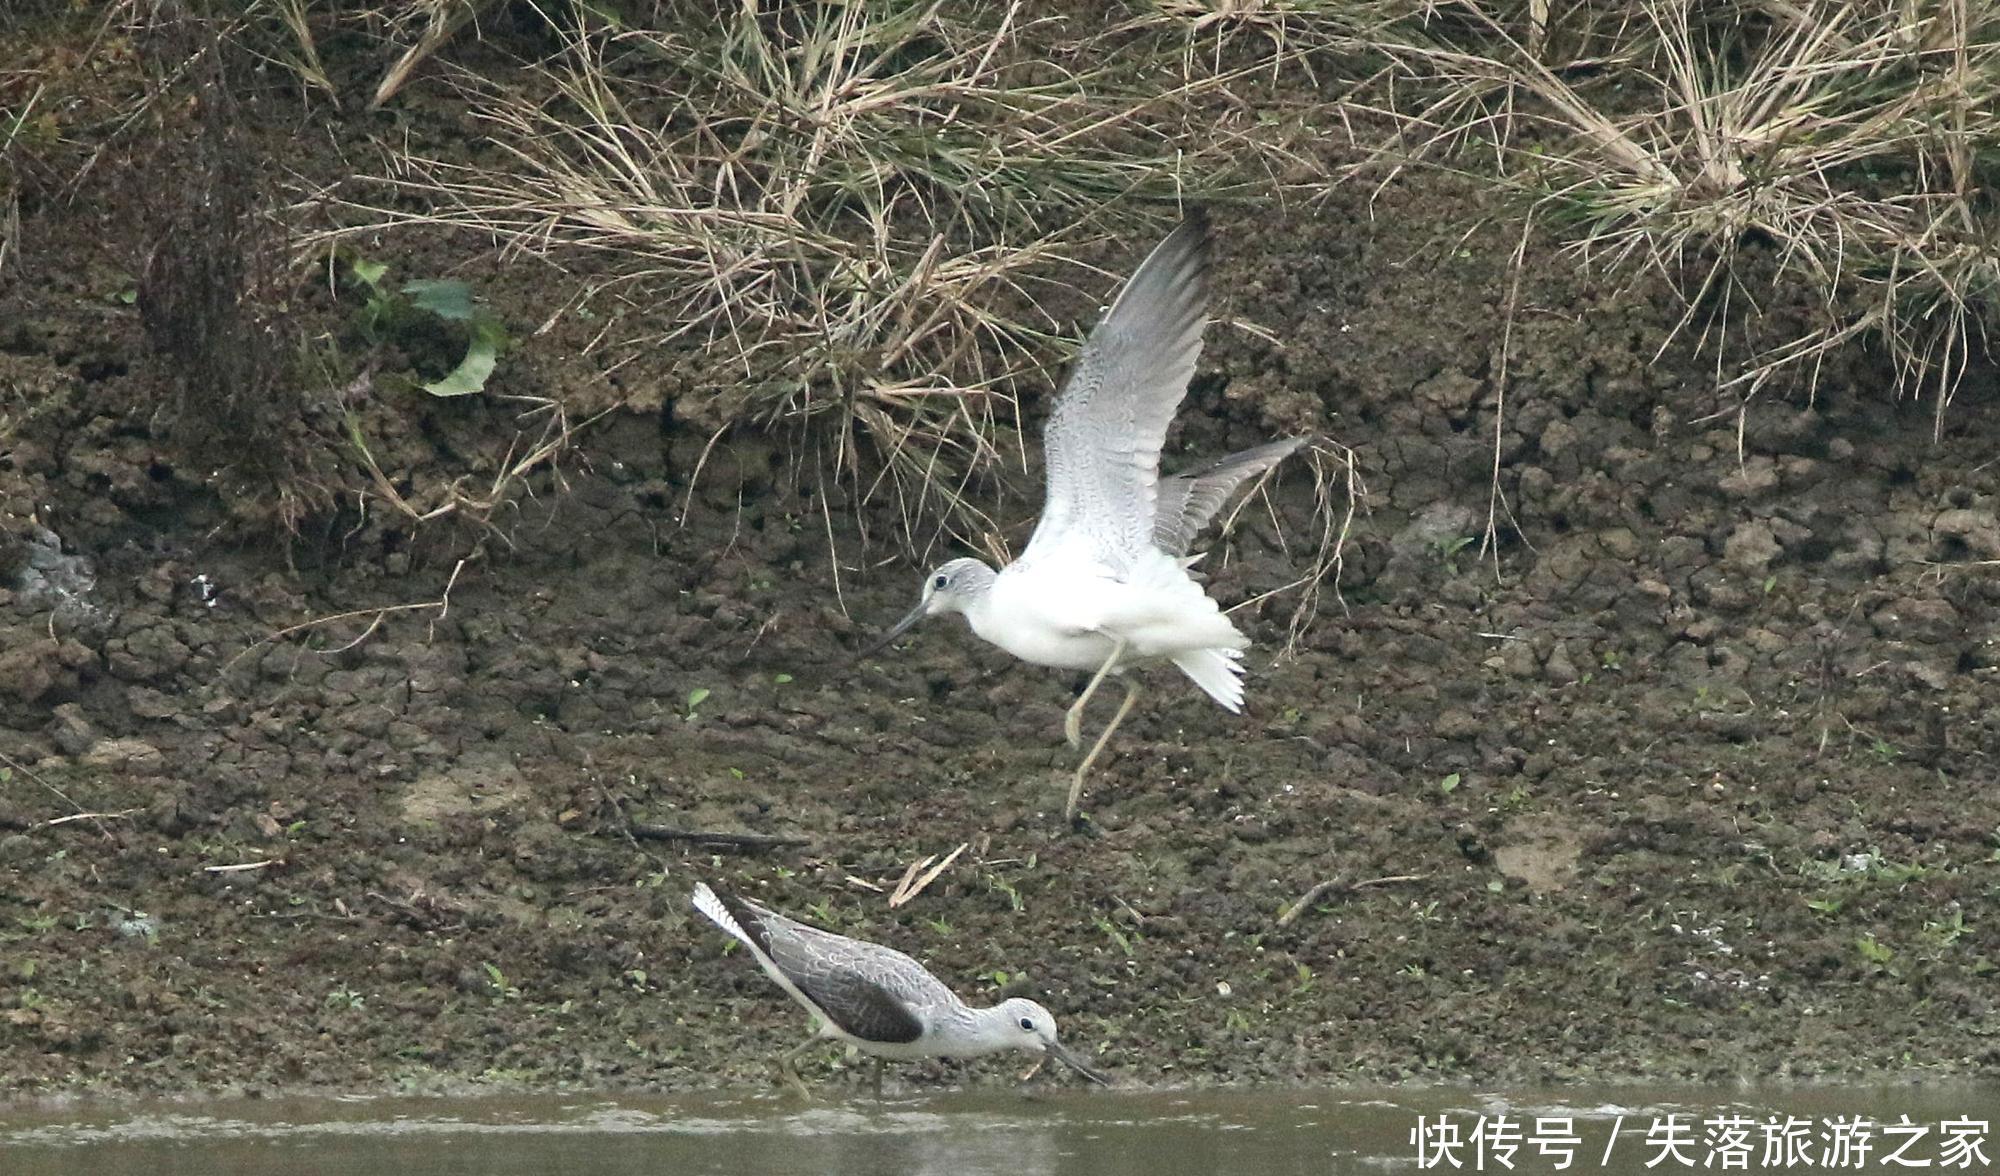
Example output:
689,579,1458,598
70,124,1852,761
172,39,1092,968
1066,677,1141,822
775,1038,819,1101
1064,638,1128,749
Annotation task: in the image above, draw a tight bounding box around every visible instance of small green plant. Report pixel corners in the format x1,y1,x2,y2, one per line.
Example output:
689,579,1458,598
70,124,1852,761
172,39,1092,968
683,687,712,721
1855,934,1899,976
1436,534,1476,575
481,962,522,1000
986,874,1025,912
324,988,366,1011
1438,772,1462,795
1922,909,1969,949
1093,914,1135,956
1869,738,1900,764
337,249,509,398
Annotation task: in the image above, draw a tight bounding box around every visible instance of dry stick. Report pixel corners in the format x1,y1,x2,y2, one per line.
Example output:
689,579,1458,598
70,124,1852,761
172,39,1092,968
203,860,280,874
2,749,115,842
370,0,497,110
625,823,810,850
1277,873,1432,928
39,809,141,828
223,555,473,672
593,781,651,858
1481,212,1537,572
889,842,969,909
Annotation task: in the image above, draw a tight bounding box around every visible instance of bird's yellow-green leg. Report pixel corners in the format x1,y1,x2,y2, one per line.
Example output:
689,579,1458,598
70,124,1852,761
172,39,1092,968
776,1038,820,1100
1067,677,1141,822
1064,638,1129,749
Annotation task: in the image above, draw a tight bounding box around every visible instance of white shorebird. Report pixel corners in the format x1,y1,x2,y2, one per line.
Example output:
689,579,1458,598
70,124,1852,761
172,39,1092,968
863,211,1304,820
692,882,1106,1096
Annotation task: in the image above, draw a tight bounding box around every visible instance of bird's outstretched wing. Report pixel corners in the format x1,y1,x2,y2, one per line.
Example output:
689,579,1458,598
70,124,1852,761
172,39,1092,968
1152,437,1307,557
1021,212,1211,570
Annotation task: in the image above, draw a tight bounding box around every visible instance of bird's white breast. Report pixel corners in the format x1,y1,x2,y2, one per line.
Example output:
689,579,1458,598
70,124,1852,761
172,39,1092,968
966,563,1123,671
967,548,1242,670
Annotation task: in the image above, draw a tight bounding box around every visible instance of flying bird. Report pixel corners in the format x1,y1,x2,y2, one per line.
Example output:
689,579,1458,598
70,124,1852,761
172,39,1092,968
862,211,1304,820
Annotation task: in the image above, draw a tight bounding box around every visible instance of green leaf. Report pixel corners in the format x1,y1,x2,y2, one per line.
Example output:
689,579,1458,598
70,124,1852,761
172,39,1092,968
402,278,476,321
686,687,711,711
350,256,388,289
422,319,504,398
1439,772,1461,794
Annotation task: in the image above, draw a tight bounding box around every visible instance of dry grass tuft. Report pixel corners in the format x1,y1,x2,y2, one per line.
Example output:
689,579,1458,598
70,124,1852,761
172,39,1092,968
321,1,1245,549
1366,0,2000,428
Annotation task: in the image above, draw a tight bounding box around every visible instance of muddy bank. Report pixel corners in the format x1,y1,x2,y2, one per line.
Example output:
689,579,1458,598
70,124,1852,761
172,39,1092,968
3,15,1999,1100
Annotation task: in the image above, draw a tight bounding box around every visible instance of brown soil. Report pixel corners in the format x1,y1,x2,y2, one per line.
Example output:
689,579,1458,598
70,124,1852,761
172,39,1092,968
3,8,1998,1100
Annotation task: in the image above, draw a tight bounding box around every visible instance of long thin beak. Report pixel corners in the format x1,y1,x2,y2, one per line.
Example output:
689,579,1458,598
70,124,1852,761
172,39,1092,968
1047,1041,1110,1086
852,598,929,664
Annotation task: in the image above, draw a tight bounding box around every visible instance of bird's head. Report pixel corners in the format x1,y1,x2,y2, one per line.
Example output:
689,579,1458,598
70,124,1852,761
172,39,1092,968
856,557,995,659
996,997,1108,1084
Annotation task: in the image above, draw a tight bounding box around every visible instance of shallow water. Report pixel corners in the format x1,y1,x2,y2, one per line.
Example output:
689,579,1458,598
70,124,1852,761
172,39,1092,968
3,1086,1994,1176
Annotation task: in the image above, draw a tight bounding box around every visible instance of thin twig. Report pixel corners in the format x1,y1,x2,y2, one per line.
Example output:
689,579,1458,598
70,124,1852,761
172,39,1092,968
223,555,474,671
1277,873,1431,927
626,823,809,850
204,860,281,874
38,809,142,828
889,842,969,908
2,749,115,842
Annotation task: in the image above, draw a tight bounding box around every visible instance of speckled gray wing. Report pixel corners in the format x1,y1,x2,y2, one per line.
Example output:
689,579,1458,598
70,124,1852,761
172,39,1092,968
705,887,933,1045
1021,211,1211,570
789,967,925,1045
1152,437,1307,556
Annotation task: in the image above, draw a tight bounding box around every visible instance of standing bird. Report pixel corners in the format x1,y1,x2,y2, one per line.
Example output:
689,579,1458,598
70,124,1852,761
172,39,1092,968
862,211,1305,820
691,882,1107,1097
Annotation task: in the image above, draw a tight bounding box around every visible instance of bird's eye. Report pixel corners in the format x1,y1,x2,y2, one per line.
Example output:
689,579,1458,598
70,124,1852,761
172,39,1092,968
933,574,948,589
1018,1017,1035,1031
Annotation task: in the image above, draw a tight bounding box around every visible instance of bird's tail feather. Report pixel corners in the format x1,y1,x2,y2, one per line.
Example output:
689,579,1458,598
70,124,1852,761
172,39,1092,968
692,882,754,951
1172,647,1246,712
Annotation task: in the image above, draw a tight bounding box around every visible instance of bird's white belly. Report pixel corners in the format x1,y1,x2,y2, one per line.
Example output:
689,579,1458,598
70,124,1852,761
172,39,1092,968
970,583,1120,671
968,556,1236,671
842,1031,993,1061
